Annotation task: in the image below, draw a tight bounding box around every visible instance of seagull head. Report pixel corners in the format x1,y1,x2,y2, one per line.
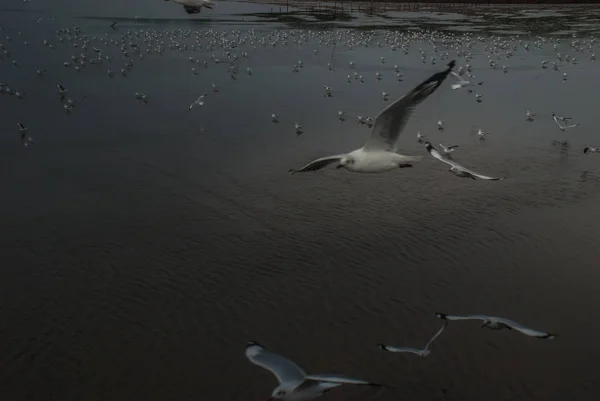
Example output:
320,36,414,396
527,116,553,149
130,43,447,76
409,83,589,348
336,156,353,169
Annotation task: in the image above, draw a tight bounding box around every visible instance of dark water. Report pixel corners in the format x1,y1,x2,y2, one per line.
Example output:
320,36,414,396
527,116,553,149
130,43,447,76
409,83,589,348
2,1,600,400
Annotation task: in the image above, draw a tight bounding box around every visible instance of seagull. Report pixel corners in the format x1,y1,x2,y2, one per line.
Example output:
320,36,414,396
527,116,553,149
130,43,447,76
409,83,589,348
288,61,455,174
477,128,487,140
295,122,303,135
416,132,426,143
439,143,459,155
245,341,383,401
475,93,482,103
425,142,505,181
36,69,46,76
56,84,67,101
526,110,535,121
435,313,557,339
552,113,579,131
135,92,149,103
165,0,214,14
437,120,444,131
324,85,332,97
338,110,346,122
449,71,482,90
17,122,33,146
272,114,280,123
189,94,206,110
382,92,389,101
584,146,600,154
378,321,448,357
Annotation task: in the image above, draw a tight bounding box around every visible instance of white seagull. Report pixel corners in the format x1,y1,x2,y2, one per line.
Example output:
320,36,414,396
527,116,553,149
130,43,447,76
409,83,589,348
449,71,482,90
477,128,487,140
245,341,383,401
416,132,426,143
189,94,206,110
439,143,459,155
289,61,456,174
437,120,444,131
425,142,505,181
165,0,214,14
378,321,448,357
57,84,67,101
584,146,600,154
552,113,579,131
435,313,557,339
526,110,535,121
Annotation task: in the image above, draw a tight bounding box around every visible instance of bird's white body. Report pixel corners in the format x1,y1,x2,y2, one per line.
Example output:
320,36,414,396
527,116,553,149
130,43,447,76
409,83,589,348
343,149,420,173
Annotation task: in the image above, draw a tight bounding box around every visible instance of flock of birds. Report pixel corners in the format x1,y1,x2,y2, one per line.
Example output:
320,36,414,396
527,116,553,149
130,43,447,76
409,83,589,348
246,312,556,400
3,3,599,400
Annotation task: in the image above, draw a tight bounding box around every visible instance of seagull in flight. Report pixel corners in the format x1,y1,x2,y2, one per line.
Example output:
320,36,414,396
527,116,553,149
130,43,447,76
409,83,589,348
17,122,33,146
425,142,505,181
552,113,579,131
245,341,383,401
584,146,600,154
449,71,482,90
439,143,459,155
189,94,206,110
56,84,67,101
436,313,557,339
526,110,535,121
378,321,448,357
289,61,456,174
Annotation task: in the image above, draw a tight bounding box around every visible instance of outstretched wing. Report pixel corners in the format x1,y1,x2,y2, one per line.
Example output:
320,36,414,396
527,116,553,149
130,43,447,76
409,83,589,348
245,342,306,384
425,142,505,181
423,321,448,351
378,344,424,355
306,374,381,386
493,318,557,339
289,155,345,175
435,313,491,322
363,60,456,152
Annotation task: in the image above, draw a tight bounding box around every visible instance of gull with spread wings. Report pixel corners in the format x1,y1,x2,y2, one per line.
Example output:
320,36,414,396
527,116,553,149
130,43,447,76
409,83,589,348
436,313,557,339
425,142,505,181
246,341,383,401
378,321,448,357
289,61,456,174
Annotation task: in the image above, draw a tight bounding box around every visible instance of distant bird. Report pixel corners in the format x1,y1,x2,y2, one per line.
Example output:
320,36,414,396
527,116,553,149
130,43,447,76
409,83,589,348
165,0,214,14
338,110,346,122
36,69,46,76
526,110,535,121
189,94,206,110
425,142,505,181
439,143,459,155
271,114,280,123
134,92,149,103
17,122,33,146
552,113,579,131
416,132,426,143
478,129,487,140
449,71,482,90
378,321,448,357
436,313,556,339
382,92,389,101
584,146,600,154
245,341,383,401
437,120,444,131
56,84,67,101
294,122,303,135
324,85,332,97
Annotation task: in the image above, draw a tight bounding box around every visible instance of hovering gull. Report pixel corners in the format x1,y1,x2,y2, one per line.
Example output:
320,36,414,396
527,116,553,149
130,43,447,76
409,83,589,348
294,122,303,135
449,71,482,90
435,313,557,339
272,114,280,123
164,0,214,14
378,321,448,357
189,94,206,110
416,132,426,143
439,143,459,155
425,142,505,181
584,146,600,154
526,110,535,121
477,128,487,140
289,61,455,174
338,110,346,122
437,120,444,131
17,122,33,146
245,341,383,401
552,113,579,131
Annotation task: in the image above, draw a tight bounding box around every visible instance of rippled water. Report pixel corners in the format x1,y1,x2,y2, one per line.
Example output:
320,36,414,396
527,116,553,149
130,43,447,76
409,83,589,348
2,1,600,400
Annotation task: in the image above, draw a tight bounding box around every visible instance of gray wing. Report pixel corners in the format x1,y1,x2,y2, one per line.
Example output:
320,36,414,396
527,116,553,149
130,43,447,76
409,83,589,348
289,154,345,174
245,342,306,384
447,145,459,150
363,60,456,152
378,344,424,355
423,321,448,351
425,142,505,180
306,374,381,386
493,318,557,339
436,313,491,322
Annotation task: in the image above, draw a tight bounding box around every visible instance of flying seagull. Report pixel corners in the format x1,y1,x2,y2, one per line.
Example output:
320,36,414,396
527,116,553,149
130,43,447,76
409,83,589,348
289,61,456,174
245,341,383,401
584,146,600,154
425,142,505,180
436,313,557,339
378,321,448,357
552,113,579,131
189,94,206,110
164,0,214,14
439,143,459,155
449,71,482,90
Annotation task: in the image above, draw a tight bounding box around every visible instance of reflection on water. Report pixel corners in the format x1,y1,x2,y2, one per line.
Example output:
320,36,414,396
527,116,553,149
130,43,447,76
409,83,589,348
1,1,600,401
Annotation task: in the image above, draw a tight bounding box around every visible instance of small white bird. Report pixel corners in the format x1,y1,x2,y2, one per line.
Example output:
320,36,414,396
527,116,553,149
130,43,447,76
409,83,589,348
57,84,67,101
294,122,303,135
382,92,389,102
17,122,33,146
376,72,382,81
437,120,444,131
439,143,459,155
189,94,206,110
378,321,447,357
247,67,253,75
135,92,149,103
425,142,505,181
416,132,426,143
584,146,600,154
245,341,383,401
338,110,346,122
36,69,46,76
552,113,578,131
324,85,332,97
477,128,487,139
475,93,482,102
436,313,556,339
526,110,536,121
272,114,280,123
212,83,219,93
